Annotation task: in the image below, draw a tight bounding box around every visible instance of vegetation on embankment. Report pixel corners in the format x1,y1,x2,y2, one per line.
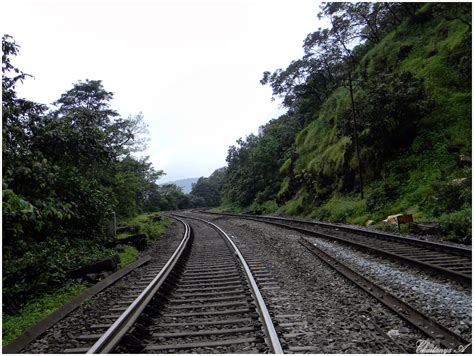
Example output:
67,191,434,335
116,213,172,267
2,33,184,319
2,282,87,347
2,31,224,319
219,3,471,243
2,212,171,347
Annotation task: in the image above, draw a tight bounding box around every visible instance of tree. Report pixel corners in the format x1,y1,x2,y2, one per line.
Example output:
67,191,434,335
189,168,226,207
2,35,164,312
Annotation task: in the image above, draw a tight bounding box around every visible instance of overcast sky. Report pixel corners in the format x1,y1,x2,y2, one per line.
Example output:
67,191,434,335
3,0,323,182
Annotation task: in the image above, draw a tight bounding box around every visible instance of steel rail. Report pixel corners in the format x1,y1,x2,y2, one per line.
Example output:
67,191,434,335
202,211,471,257
202,212,471,286
244,216,471,286
299,237,471,353
175,214,284,354
86,216,191,354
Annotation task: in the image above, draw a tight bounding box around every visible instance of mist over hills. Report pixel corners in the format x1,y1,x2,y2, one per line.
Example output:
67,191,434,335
161,177,199,193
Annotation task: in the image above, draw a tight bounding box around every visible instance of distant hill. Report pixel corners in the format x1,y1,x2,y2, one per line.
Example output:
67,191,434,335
162,177,199,193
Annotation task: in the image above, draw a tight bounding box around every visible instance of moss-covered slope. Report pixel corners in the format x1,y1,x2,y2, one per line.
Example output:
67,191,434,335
277,5,471,240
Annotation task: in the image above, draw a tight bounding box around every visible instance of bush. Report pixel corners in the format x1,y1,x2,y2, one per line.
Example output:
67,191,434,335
438,208,472,243
2,282,86,347
365,179,401,212
425,178,471,217
310,195,367,223
118,246,139,267
2,238,113,314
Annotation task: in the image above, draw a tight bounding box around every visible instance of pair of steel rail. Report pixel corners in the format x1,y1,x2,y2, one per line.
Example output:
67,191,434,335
198,211,471,353
72,211,472,353
86,215,283,354
202,211,472,286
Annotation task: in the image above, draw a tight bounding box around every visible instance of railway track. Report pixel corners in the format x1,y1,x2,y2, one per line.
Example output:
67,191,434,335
190,211,471,353
201,211,472,286
64,215,283,353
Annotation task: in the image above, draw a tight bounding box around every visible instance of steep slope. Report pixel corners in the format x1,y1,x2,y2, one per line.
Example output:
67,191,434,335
280,5,471,240
221,3,471,242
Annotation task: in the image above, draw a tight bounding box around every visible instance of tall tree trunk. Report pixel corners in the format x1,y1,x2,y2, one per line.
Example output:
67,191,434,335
348,69,364,199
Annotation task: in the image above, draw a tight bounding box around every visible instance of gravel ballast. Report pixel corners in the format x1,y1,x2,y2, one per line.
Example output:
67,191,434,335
19,212,471,353
191,213,434,353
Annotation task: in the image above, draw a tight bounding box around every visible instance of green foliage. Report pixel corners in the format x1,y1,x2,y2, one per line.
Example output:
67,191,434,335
209,203,243,214
438,208,472,242
365,177,401,213
2,238,114,314
219,3,471,243
118,246,139,267
116,213,172,267
189,168,226,207
144,183,191,211
2,35,170,314
222,114,303,207
2,282,86,346
141,216,172,241
247,200,278,215
305,195,366,223
122,212,172,241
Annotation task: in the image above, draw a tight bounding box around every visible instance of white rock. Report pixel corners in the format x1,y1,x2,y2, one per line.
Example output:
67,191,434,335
383,213,403,225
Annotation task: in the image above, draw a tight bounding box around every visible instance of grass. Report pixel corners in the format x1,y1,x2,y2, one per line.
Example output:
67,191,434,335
2,282,87,347
118,246,140,267
116,212,172,266
308,194,369,224
209,204,243,213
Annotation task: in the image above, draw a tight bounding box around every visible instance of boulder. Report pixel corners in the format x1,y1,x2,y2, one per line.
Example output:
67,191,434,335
366,220,375,227
459,155,471,165
387,329,400,338
451,177,467,185
68,255,120,279
383,213,403,225
119,233,149,251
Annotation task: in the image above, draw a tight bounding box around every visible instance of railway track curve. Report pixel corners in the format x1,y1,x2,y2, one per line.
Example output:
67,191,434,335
65,215,283,353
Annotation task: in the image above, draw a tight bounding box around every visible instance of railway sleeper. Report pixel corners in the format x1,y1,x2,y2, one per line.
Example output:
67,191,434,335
143,337,262,351
151,318,255,328
165,300,250,309
172,289,247,298
168,294,248,303
183,271,240,278
152,326,257,338
175,286,247,293
179,275,241,283
162,308,253,317
178,280,244,288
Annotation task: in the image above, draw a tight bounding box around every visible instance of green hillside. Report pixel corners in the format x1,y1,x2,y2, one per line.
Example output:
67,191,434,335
221,3,471,242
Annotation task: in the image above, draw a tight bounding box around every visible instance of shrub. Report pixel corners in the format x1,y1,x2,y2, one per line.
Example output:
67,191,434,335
365,179,401,212
438,208,472,243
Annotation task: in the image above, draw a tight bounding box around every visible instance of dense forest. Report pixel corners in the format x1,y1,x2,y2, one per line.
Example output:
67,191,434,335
219,2,471,243
2,35,225,314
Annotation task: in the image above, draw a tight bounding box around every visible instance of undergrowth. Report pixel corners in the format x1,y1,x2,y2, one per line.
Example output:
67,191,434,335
3,212,172,347
2,282,86,347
